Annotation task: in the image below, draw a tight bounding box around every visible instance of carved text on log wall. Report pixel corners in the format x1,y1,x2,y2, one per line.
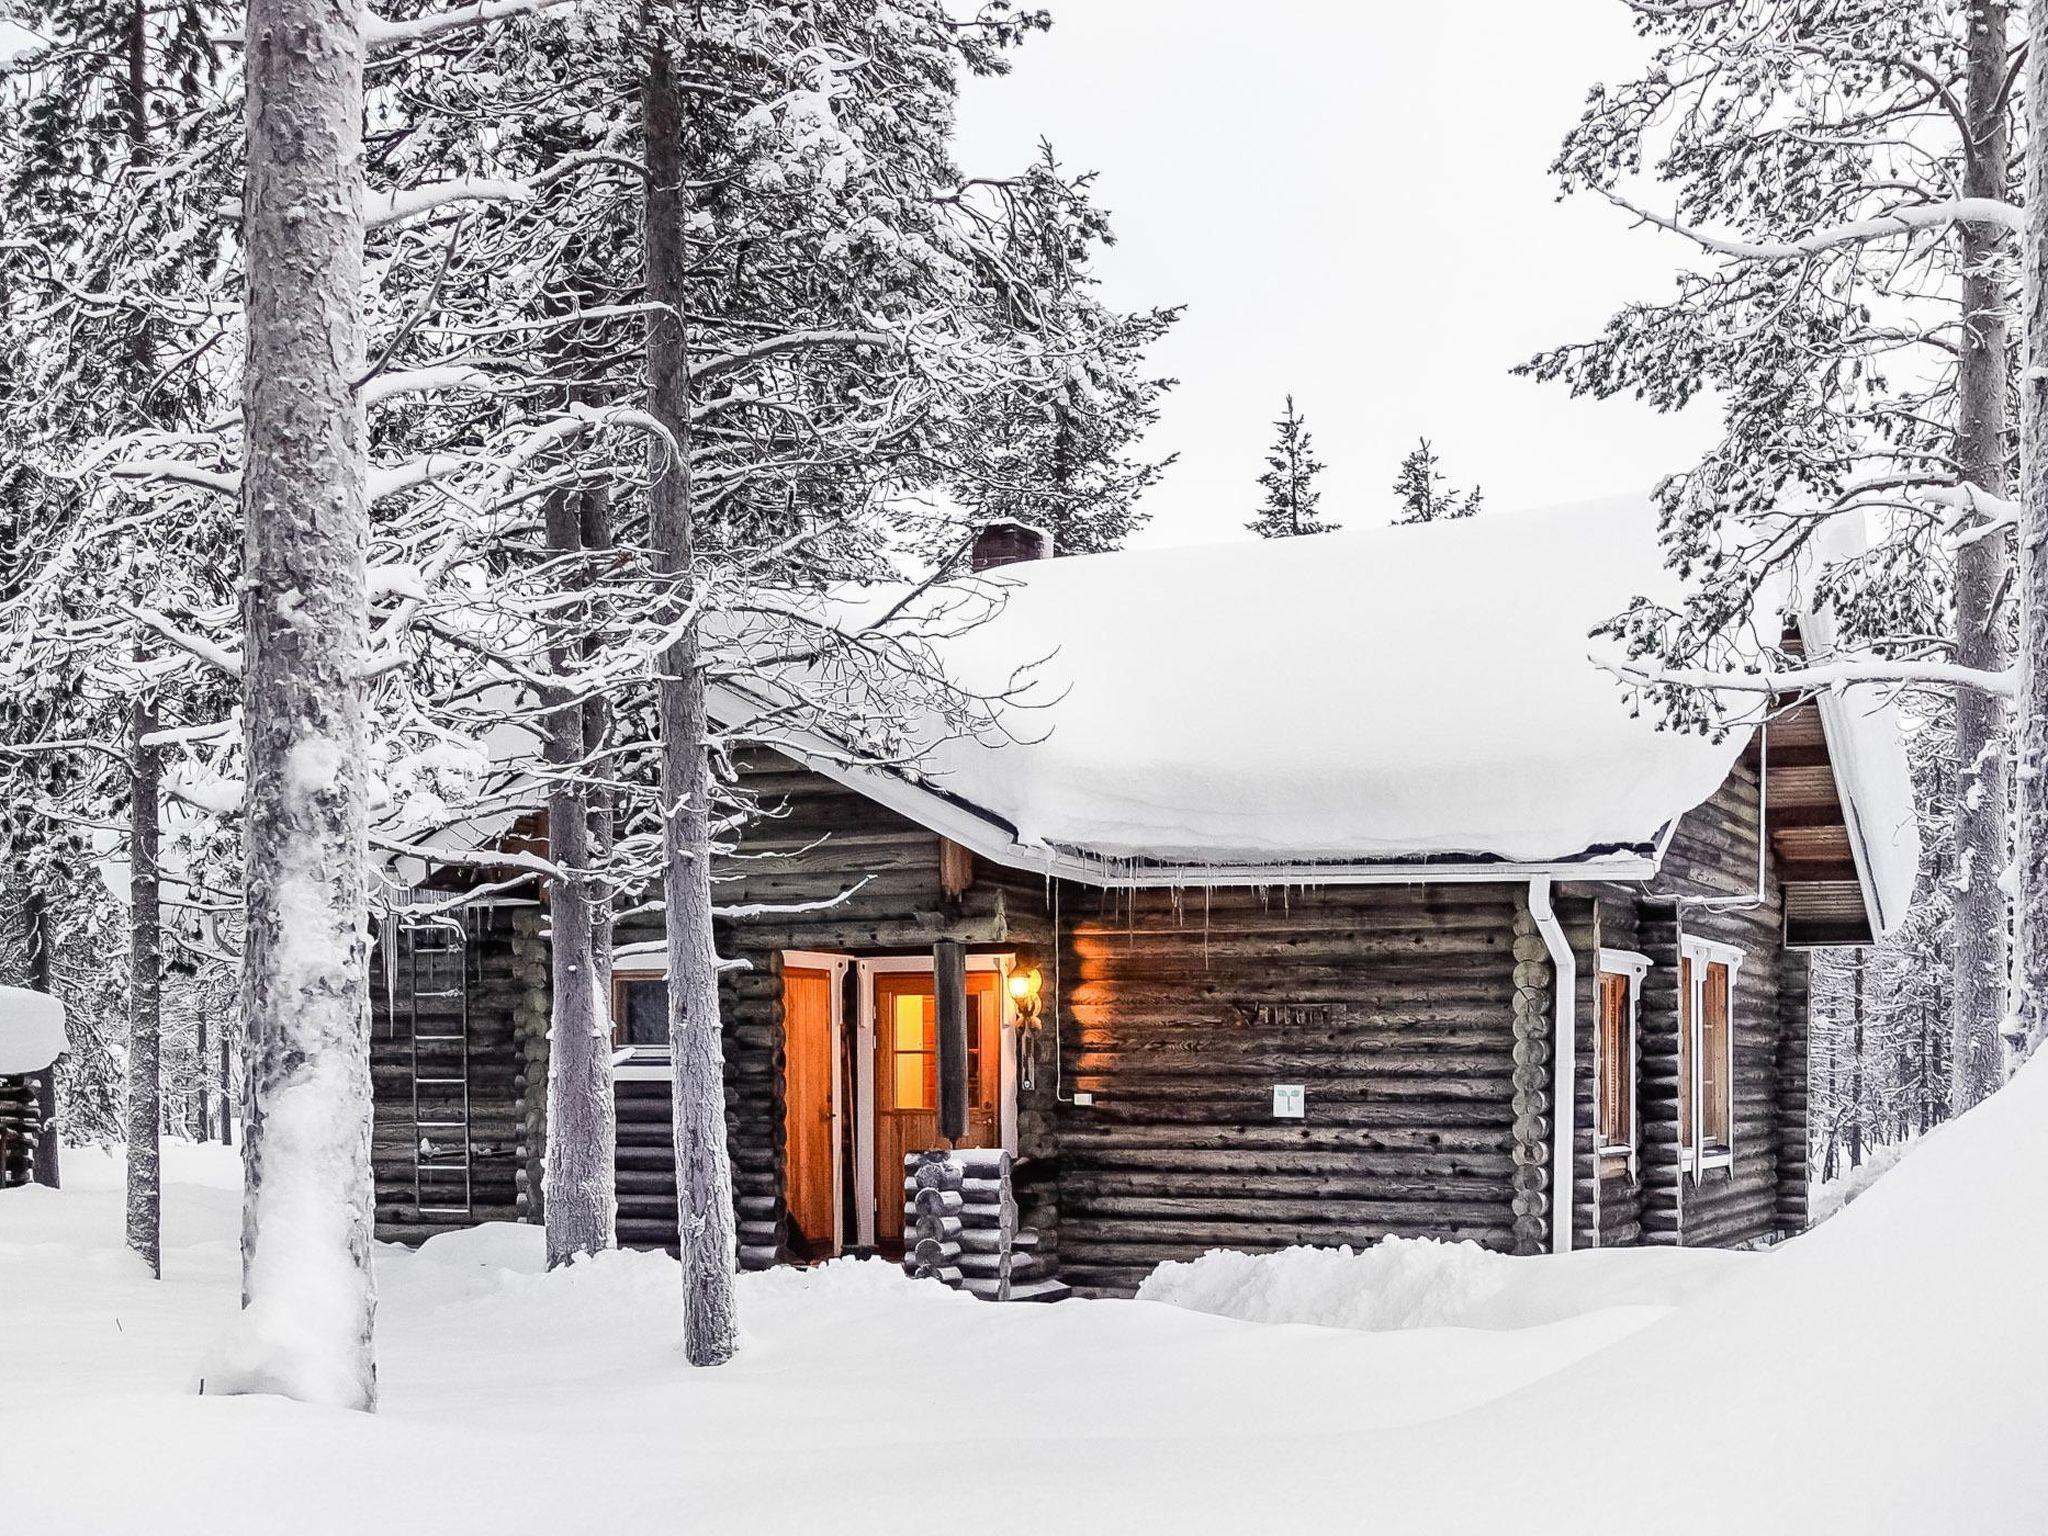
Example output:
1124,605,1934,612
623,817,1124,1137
1228,1004,1344,1030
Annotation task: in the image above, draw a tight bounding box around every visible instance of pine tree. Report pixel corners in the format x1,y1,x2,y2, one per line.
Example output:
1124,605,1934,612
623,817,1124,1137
1246,396,1333,537
1526,0,2023,1109
1390,438,1481,524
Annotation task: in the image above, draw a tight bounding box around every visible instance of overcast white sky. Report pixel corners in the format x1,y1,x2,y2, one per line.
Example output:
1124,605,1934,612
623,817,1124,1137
952,0,1719,549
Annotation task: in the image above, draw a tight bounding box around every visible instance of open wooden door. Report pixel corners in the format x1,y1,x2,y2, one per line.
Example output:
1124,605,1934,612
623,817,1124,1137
782,966,837,1258
873,970,999,1247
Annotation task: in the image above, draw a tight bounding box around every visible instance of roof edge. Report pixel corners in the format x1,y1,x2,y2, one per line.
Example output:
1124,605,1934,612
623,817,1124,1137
710,682,1664,889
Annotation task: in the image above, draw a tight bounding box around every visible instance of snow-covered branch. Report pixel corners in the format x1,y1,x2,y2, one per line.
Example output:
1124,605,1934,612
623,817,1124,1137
1608,653,2015,698
1607,191,2023,261
120,604,244,678
367,178,534,228
364,0,577,48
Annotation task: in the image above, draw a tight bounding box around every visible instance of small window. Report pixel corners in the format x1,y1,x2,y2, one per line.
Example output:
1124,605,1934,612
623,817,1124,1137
1595,950,1647,1162
1679,939,1741,1171
613,974,669,1050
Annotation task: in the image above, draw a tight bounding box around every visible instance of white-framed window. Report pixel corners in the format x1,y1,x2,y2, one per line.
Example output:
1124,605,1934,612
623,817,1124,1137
1679,937,1743,1174
1595,949,1650,1170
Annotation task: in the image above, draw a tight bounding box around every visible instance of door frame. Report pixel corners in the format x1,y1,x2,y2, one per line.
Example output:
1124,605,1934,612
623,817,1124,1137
781,949,852,1256
851,952,1020,1250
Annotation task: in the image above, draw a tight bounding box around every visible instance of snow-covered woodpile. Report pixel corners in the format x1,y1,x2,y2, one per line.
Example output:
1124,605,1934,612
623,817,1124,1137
902,1151,964,1287
0,986,66,1191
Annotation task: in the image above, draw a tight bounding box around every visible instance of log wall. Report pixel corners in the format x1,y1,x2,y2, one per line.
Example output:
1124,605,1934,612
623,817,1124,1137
1049,882,1524,1296
367,751,1819,1280
371,904,529,1242
1652,762,1795,1250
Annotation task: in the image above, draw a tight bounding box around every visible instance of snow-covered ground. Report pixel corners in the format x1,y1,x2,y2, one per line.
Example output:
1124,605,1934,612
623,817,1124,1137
1810,1135,1918,1226
8,1062,2048,1535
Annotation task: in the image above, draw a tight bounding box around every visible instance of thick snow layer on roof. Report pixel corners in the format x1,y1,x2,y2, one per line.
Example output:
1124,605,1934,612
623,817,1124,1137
875,497,1747,869
0,985,67,1075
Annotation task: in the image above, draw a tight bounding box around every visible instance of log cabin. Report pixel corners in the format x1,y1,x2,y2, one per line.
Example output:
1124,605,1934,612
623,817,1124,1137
370,499,1919,1298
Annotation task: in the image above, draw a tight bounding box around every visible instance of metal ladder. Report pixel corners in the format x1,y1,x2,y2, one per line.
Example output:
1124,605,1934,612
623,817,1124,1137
403,915,474,1220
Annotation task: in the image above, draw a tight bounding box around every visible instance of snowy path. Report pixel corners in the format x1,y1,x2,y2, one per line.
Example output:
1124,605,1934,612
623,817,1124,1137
8,1064,2048,1534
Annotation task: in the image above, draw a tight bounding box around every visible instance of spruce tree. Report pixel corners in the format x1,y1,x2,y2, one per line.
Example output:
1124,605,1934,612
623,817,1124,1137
1246,396,1333,537
1391,438,1481,524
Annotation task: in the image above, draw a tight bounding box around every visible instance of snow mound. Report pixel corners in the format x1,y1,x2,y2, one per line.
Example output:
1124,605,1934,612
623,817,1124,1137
0,985,66,1074
1138,1234,1748,1332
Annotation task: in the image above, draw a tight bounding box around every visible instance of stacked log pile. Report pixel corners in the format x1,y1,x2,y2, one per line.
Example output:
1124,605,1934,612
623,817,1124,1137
1508,897,1554,1257
902,1149,964,1287
905,1148,1070,1302
0,1076,39,1187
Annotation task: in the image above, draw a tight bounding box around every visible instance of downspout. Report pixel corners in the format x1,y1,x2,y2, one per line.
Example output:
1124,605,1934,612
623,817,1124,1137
1527,877,1575,1255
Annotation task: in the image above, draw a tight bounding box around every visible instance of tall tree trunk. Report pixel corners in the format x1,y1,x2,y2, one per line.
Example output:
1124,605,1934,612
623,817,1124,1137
126,699,161,1275
26,888,59,1188
214,0,378,1411
1849,955,1865,1170
647,33,738,1366
582,488,616,1044
542,491,617,1268
1949,0,2014,1112
2016,0,2048,1059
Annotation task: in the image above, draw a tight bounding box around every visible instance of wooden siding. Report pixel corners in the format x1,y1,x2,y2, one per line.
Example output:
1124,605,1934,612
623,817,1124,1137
1050,882,1524,1296
371,905,529,1242
365,748,1820,1283
1649,761,1795,1250
608,750,1055,1263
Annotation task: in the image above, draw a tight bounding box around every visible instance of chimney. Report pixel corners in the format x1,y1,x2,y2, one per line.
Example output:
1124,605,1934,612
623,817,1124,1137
970,521,1055,572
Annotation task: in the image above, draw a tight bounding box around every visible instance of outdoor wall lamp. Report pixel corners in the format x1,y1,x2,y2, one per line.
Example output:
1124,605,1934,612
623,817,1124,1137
1007,965,1043,1027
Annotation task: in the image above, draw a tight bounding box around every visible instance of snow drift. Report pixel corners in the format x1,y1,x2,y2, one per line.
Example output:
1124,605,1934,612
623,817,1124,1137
1138,1233,1749,1332
0,984,66,1074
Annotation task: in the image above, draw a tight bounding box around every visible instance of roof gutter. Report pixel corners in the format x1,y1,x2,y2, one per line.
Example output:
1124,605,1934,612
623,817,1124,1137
1526,877,1575,1255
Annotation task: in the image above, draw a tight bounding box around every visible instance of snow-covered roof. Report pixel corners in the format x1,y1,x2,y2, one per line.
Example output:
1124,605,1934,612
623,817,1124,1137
723,497,1790,883
0,986,67,1076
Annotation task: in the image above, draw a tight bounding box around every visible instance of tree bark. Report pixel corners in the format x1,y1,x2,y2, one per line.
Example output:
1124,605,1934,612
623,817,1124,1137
214,0,378,1411
126,699,162,1275
542,491,617,1268
2016,0,2048,1059
26,889,59,1188
1948,0,2013,1111
647,32,738,1367
1849,953,1865,1170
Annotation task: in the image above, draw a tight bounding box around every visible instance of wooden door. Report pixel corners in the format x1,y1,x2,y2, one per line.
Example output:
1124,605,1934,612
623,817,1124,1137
873,970,1000,1247
782,967,837,1258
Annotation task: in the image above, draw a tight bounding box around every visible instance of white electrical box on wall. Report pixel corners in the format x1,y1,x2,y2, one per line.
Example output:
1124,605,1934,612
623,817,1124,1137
1272,1084,1305,1119
1072,1091,1093,1106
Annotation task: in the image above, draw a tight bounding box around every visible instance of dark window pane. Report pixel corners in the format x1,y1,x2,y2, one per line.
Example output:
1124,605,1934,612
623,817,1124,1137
623,978,669,1048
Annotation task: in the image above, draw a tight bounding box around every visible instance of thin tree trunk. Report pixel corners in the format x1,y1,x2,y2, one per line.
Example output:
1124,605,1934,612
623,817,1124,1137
220,1028,235,1148
2016,0,2048,1059
126,699,162,1275
542,491,616,1268
647,32,737,1366
215,0,377,1411
26,889,59,1188
1949,0,2014,1111
1849,956,1865,1170
195,1008,211,1142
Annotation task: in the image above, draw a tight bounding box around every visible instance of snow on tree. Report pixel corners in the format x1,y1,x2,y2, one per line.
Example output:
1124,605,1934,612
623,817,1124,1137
1526,0,2023,1110
1246,395,1334,537
1390,438,1481,525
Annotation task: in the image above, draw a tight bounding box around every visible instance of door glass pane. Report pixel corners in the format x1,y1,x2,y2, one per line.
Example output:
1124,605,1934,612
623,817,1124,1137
890,992,934,1110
